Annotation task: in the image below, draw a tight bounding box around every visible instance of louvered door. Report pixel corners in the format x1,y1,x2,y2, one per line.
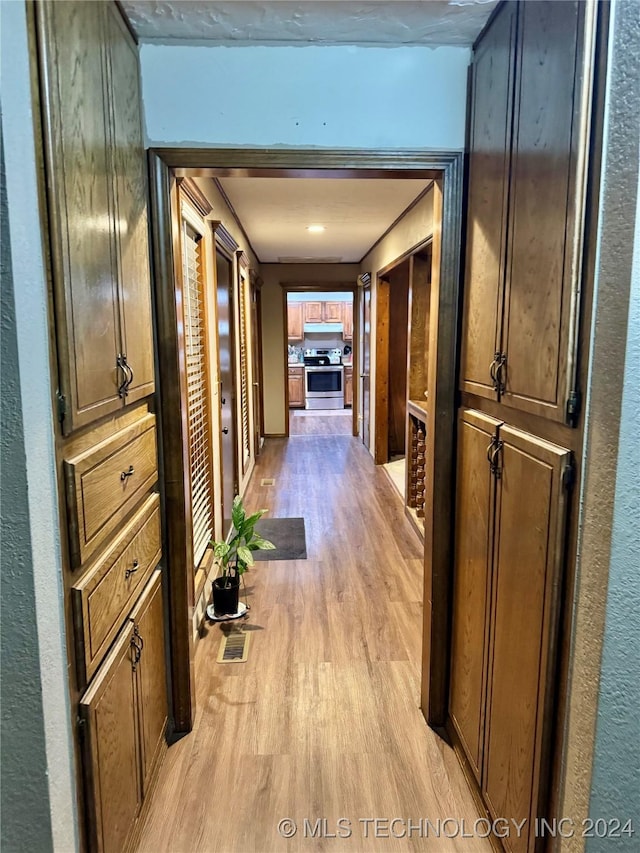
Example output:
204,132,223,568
182,219,214,568
237,262,252,476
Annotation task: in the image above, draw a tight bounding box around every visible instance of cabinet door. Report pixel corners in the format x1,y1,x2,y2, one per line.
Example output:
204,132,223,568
342,302,354,341
288,371,305,407
460,2,516,401
483,426,570,853
37,2,122,433
323,302,343,322
344,368,353,407
304,302,323,323
106,6,155,404
449,410,502,780
131,571,167,795
79,622,140,853
287,303,303,340
501,0,584,422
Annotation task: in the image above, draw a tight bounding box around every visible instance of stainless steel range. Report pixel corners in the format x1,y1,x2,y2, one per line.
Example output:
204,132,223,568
303,354,344,410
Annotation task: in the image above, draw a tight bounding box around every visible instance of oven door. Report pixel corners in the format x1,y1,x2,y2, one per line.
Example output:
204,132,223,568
305,367,343,398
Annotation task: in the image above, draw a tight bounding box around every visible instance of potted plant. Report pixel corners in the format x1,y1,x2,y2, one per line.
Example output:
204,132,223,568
210,495,275,617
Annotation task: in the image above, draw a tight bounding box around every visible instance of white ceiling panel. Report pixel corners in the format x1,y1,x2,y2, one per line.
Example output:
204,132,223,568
217,177,432,261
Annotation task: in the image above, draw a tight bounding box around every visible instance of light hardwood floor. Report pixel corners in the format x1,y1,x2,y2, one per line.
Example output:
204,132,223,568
289,409,353,436
137,427,491,852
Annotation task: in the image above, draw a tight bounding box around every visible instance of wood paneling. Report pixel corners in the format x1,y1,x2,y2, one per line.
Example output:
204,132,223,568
72,493,161,686
387,262,410,457
501,0,582,421
460,1,516,402
106,5,155,405
64,414,158,567
323,301,343,322
408,251,431,401
373,278,390,465
37,1,122,431
449,410,502,781
342,301,354,341
79,620,140,853
287,302,303,340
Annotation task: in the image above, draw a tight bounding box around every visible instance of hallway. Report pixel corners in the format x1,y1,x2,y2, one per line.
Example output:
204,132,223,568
137,427,490,852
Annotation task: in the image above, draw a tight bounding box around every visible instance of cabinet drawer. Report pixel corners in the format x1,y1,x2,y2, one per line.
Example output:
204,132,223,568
72,493,161,686
65,413,158,567
288,367,303,375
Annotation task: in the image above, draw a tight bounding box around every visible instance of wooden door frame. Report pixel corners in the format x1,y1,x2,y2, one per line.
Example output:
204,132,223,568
148,148,464,733
282,282,358,438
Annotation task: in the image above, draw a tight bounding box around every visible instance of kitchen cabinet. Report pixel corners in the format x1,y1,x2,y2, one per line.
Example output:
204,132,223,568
344,367,353,407
460,0,590,424
323,302,343,323
450,410,571,853
38,0,155,435
288,366,305,408
287,303,303,340
304,302,323,323
79,570,167,853
342,302,353,341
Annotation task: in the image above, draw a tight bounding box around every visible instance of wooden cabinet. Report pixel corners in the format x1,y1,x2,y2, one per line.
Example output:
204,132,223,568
460,0,591,424
342,302,353,341
80,570,167,853
37,1,155,434
304,301,323,323
323,301,343,322
287,303,303,340
450,411,571,853
344,367,353,407
288,367,305,408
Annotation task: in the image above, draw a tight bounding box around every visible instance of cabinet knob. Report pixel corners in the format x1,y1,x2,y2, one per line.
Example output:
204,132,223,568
222,427,229,435
120,465,135,481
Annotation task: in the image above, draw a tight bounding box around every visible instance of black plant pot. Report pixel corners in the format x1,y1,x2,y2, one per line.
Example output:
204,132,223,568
212,575,240,617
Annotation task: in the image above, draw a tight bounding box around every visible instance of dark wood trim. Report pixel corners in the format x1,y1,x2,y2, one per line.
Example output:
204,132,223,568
213,177,262,263
177,177,212,218
279,281,357,292
281,289,291,437
211,220,239,255
147,151,195,733
373,277,390,465
359,180,435,263
420,157,466,728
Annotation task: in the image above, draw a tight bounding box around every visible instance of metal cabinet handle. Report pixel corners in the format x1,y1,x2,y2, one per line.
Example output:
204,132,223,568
125,360,134,391
130,633,142,669
496,354,507,395
117,354,129,398
120,465,135,481
125,559,139,580
133,624,144,653
491,441,504,478
489,352,500,392
486,435,497,466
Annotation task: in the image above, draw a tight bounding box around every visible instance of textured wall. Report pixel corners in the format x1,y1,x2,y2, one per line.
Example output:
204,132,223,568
139,43,470,150
587,174,640,848
558,1,640,848
0,117,54,853
0,2,77,848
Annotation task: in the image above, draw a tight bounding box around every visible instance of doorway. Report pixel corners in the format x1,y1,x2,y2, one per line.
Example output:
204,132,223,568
148,150,464,733
215,244,238,535
359,275,371,450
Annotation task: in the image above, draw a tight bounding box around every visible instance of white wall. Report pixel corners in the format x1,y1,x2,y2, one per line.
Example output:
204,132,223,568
140,43,470,150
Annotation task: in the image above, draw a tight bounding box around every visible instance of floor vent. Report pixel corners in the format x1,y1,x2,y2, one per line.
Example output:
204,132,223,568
217,629,250,663
261,478,275,486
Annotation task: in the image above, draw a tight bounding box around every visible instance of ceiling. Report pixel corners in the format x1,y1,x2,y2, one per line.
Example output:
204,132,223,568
121,1,497,46
123,2,495,264
214,177,432,262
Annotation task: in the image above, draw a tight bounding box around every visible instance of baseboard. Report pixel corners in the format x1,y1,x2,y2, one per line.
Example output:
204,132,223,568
263,432,286,438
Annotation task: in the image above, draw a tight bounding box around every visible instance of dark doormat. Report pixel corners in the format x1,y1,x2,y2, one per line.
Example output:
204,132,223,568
253,517,307,561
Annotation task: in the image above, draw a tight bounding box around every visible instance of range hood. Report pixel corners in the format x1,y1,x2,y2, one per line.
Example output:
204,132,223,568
303,322,343,334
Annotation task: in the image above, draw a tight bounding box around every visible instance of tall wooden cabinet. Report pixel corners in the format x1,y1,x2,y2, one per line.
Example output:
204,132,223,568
450,411,571,853
461,0,590,425
451,2,597,850
35,2,168,850
39,0,154,435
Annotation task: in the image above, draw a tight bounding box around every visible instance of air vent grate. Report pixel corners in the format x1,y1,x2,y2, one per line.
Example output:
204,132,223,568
217,628,249,663
261,478,275,486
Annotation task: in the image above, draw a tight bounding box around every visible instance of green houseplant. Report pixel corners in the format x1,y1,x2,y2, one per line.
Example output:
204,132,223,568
210,495,275,616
